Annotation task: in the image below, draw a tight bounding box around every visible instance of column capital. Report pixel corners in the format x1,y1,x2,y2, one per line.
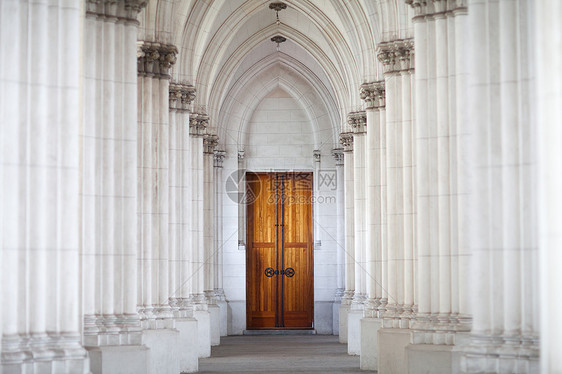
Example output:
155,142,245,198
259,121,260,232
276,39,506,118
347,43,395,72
238,149,245,161
348,111,367,134
137,41,178,78
313,150,321,163
360,81,385,110
339,132,354,152
203,134,219,154
189,113,208,137
331,148,344,165
214,150,226,167
169,83,196,111
377,39,414,74
87,0,147,22
405,0,467,18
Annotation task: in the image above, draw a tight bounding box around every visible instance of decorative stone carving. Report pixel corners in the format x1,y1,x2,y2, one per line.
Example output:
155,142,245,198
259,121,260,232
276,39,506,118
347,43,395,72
313,150,321,162
203,135,219,154
339,132,354,152
189,113,208,137
348,111,367,134
405,0,467,18
332,148,344,165
238,150,245,161
170,83,196,111
86,0,147,22
137,42,178,78
214,150,226,168
360,81,386,110
377,39,414,73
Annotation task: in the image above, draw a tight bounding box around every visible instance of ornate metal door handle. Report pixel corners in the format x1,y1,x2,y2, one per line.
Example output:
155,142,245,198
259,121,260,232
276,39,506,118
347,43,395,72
284,267,295,277
265,267,276,277
264,267,295,277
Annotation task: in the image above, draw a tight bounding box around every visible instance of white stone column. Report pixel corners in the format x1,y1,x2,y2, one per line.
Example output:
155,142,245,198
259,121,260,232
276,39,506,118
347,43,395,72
214,150,228,337
536,1,562,372
359,82,386,370
204,134,220,346
332,148,345,335
168,83,199,373
189,113,211,358
338,132,354,344
0,0,88,371
82,3,147,362
348,112,367,356
462,0,539,372
137,41,182,374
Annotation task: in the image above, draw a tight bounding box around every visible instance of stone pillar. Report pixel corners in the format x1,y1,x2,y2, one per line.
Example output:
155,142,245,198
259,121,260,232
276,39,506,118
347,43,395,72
169,83,199,373
137,40,182,373
214,150,228,337
405,1,471,362
338,132,355,344
375,37,417,374
0,0,88,372
536,1,562,372
332,148,345,335
359,82,386,370
82,1,148,372
347,111,367,356
204,134,221,346
189,112,212,358
461,0,539,372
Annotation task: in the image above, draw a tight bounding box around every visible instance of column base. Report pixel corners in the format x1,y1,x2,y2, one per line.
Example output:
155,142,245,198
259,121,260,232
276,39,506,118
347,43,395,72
88,345,149,374
216,299,228,337
194,310,211,357
377,328,410,374
360,317,382,370
176,318,199,373
332,300,341,335
208,304,221,346
347,308,364,355
314,301,334,334
143,329,180,374
406,344,461,374
339,304,350,343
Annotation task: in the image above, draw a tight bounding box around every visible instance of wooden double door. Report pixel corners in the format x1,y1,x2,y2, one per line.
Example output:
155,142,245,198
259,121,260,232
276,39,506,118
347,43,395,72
246,172,314,329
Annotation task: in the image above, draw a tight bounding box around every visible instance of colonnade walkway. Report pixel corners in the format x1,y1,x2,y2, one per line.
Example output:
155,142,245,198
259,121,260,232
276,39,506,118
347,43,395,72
199,335,375,373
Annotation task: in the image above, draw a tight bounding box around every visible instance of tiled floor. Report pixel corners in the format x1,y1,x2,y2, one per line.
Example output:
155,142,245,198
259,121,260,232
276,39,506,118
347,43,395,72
198,335,376,373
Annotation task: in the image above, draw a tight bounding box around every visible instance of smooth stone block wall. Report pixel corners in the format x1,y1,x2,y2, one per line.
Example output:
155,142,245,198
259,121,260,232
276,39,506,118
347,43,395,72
378,328,410,374
194,310,211,357
209,304,221,346
314,301,334,334
332,300,341,335
144,329,180,374
339,304,350,343
88,345,149,374
176,318,199,373
347,309,363,355
360,317,381,370
407,344,460,374
217,299,228,336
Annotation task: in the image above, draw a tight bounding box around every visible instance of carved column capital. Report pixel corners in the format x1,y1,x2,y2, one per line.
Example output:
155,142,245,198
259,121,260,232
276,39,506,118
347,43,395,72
405,0,467,18
87,0,147,23
339,132,354,152
189,113,208,137
238,150,245,161
332,148,344,165
377,39,414,73
169,83,196,111
137,42,178,78
203,134,219,154
214,150,226,167
313,150,321,163
348,111,367,134
360,81,386,110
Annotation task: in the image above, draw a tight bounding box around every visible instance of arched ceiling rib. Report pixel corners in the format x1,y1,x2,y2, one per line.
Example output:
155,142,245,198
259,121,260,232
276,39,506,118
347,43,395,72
138,0,414,136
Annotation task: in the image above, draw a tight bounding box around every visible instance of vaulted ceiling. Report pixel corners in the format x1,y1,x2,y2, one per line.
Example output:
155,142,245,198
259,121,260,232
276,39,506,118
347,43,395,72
138,0,413,147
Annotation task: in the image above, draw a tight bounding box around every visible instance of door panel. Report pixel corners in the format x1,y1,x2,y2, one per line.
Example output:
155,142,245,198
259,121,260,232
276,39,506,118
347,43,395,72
246,172,313,329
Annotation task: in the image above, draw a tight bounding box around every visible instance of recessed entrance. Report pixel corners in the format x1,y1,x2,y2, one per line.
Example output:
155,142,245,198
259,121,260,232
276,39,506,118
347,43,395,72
246,172,314,329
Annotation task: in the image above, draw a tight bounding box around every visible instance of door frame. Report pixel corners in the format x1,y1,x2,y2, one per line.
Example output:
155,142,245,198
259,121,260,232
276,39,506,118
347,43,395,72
245,171,315,330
